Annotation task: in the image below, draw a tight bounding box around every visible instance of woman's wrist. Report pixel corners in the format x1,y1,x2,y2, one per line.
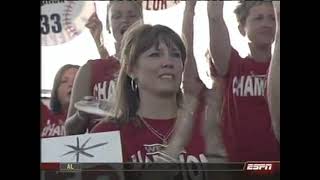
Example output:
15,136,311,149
183,94,198,111
77,110,88,122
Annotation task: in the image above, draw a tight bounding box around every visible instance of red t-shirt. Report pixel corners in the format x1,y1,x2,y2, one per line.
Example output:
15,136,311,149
41,102,67,138
91,100,209,180
220,48,280,162
91,103,207,164
41,102,50,131
86,57,120,130
89,56,120,101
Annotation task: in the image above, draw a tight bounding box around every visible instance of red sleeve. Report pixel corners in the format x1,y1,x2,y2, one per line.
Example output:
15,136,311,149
90,121,120,133
41,102,51,130
89,57,120,78
210,47,241,78
89,57,120,92
225,48,242,78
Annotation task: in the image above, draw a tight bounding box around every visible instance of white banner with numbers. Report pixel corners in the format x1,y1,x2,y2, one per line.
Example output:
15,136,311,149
41,1,95,46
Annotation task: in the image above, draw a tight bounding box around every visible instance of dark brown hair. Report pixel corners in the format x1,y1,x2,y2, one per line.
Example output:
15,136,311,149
112,24,186,124
50,64,79,114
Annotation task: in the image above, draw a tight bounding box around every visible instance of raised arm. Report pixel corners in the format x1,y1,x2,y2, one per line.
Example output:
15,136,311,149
164,0,205,159
207,1,232,77
86,12,109,59
267,1,280,142
65,63,92,135
182,0,196,59
180,0,199,87
203,81,227,162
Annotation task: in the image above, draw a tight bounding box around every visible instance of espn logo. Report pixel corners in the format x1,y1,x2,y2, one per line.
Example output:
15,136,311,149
244,161,279,175
245,163,272,170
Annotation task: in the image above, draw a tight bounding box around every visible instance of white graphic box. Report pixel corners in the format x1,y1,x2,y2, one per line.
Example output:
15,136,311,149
41,131,122,163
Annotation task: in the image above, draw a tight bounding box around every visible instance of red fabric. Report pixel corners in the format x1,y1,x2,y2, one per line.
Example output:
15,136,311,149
89,57,120,101
220,48,279,162
41,102,67,138
41,102,51,132
91,103,207,163
87,57,120,131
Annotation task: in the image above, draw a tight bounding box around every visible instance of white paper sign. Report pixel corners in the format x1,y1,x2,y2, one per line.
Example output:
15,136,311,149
41,131,122,163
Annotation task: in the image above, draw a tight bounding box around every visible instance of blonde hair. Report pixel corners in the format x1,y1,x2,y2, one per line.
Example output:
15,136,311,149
106,0,143,33
234,1,273,26
111,24,186,124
